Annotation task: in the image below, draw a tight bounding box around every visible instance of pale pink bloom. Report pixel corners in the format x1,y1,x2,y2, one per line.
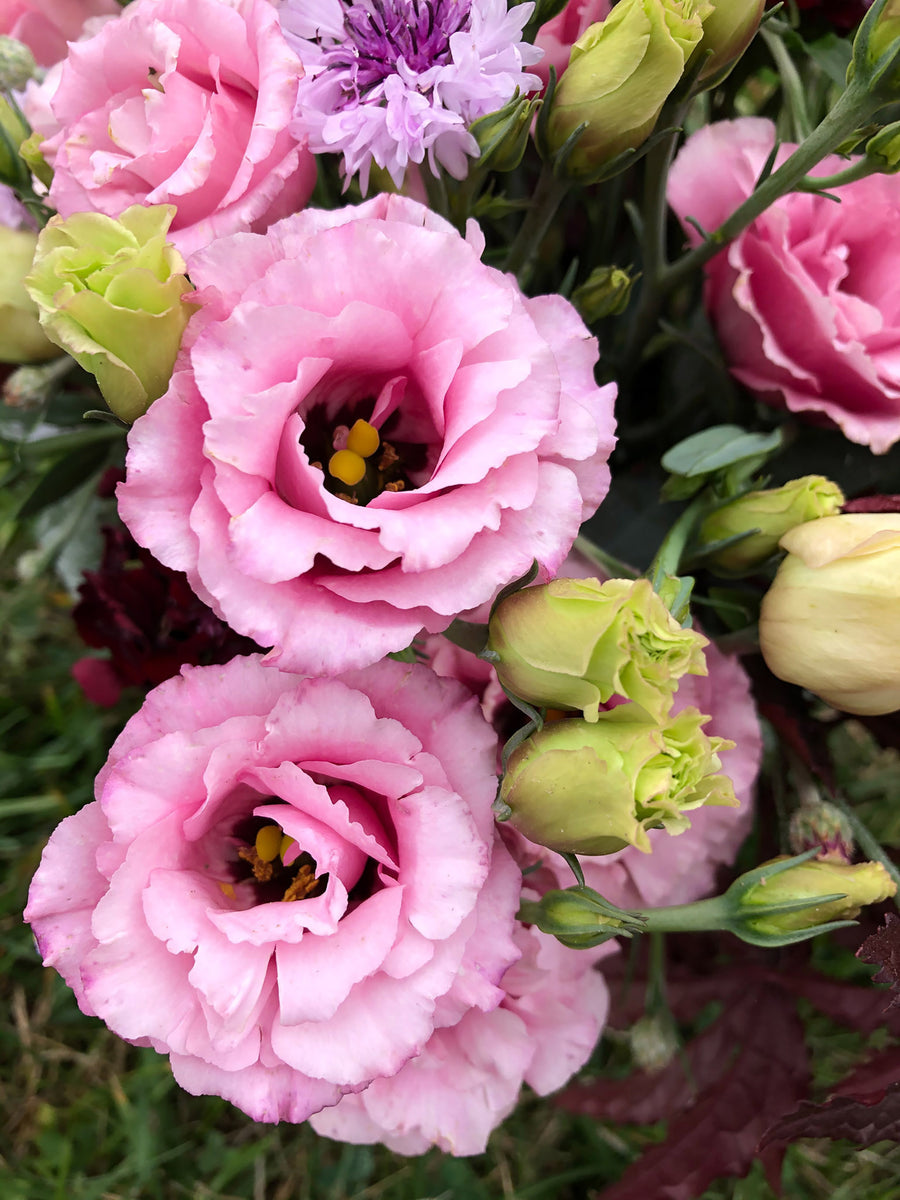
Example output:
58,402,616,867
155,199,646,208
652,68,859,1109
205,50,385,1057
25,655,524,1124
534,0,611,86
1,0,119,65
669,117,900,454
311,920,611,1155
33,0,316,256
117,194,618,676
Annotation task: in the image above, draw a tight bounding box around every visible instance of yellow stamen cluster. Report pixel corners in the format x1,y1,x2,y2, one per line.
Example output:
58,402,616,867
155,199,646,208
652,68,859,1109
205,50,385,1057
328,419,380,487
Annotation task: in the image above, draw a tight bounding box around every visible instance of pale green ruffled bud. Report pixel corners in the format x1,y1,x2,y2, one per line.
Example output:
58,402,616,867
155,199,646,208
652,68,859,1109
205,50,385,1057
695,0,764,84
739,856,896,936
25,205,197,422
546,0,711,179
487,576,709,722
697,476,845,573
0,226,58,364
498,704,736,855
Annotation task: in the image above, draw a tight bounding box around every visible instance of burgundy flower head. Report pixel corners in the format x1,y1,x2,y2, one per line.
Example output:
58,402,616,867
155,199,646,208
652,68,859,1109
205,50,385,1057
73,525,256,704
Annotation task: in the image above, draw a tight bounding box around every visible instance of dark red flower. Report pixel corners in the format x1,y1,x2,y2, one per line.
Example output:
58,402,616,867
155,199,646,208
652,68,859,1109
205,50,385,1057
72,525,258,705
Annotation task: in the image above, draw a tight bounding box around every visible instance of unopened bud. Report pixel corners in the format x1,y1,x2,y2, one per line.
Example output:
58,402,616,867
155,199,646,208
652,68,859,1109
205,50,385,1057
0,36,37,91
789,802,855,864
470,91,541,173
571,265,638,322
739,856,896,936
698,476,845,574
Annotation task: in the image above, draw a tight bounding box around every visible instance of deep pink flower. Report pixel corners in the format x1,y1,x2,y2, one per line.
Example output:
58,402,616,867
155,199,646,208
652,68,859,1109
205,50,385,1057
33,0,316,256
117,194,617,676
310,919,611,1155
25,654,524,1125
534,0,611,86
0,0,119,66
668,117,900,454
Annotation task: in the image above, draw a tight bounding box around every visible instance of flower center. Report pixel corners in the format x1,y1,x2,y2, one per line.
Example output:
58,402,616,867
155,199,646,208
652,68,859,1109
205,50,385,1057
325,0,471,99
303,414,420,504
232,818,328,904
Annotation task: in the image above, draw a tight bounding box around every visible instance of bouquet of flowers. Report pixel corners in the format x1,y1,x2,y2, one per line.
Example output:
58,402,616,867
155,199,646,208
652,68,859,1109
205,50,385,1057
3,0,900,1193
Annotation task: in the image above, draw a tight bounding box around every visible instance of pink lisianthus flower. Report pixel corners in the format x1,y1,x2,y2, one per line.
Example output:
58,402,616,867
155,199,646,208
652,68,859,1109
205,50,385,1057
25,654,525,1125
534,0,611,86
311,918,611,1154
1,0,119,66
117,194,618,676
31,0,316,256
280,0,543,191
668,117,900,454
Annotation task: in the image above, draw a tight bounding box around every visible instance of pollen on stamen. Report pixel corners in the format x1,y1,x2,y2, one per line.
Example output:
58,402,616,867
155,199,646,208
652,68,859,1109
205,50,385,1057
346,418,380,458
329,448,367,487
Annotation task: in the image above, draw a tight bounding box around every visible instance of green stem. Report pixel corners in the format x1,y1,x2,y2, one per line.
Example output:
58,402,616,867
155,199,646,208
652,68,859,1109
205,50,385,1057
830,794,900,906
760,26,813,142
797,157,882,190
572,534,639,580
635,894,732,934
503,166,570,287
660,78,880,297
646,492,707,588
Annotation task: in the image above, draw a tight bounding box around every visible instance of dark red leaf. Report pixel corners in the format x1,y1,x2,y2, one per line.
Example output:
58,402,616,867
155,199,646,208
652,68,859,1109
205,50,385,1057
586,985,809,1200
759,1083,900,1149
559,1015,738,1125
858,915,900,1008
831,1046,900,1102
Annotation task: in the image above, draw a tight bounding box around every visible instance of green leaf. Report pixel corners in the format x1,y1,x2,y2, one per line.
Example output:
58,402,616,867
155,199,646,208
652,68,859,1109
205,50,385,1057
16,440,110,519
661,425,784,478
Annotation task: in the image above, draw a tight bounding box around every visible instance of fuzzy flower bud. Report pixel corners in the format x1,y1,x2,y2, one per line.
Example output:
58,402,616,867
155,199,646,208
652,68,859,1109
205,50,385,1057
759,514,900,715
25,205,197,422
546,0,710,179
0,226,57,364
498,704,737,855
487,577,709,722
0,35,37,90
698,476,845,573
739,856,896,936
789,801,855,864
695,0,764,84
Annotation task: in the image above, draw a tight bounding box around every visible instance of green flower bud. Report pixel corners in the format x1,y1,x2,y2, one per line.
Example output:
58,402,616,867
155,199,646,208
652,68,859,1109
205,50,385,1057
695,0,764,85
759,514,900,715
739,856,896,936
788,801,854,864
865,120,900,172
487,576,709,722
25,205,198,422
0,94,31,191
499,704,737,855
546,0,711,180
697,476,845,573
630,1013,680,1072
470,91,541,173
0,226,57,364
571,265,638,323
0,36,38,91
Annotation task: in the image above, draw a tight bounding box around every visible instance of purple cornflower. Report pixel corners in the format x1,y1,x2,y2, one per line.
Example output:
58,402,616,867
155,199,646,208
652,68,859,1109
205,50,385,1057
280,0,542,190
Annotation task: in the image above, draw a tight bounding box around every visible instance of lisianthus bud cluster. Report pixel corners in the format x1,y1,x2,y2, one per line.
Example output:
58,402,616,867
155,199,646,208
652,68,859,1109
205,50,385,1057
488,576,737,855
